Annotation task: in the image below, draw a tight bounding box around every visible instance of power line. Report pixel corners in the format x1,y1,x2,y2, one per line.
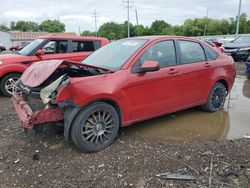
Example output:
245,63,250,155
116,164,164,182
123,0,133,38
236,0,242,35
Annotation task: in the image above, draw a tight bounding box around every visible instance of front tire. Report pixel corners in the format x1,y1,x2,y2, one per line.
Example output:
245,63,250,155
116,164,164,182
0,73,21,97
71,102,120,152
201,82,226,112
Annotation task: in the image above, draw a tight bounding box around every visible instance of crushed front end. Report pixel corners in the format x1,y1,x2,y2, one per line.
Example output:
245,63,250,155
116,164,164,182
11,92,64,129
10,60,108,130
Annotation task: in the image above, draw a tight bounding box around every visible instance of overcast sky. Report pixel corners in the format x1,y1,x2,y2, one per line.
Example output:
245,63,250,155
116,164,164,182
0,0,249,34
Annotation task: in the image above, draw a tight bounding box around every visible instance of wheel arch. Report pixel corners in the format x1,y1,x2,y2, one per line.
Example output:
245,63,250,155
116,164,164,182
216,79,229,92
63,98,122,142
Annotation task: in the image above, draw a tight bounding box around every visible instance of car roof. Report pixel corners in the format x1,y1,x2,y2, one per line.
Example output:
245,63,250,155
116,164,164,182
39,35,109,41
127,35,202,42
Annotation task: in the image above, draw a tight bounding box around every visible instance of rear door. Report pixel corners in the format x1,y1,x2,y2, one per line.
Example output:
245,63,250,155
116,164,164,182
68,40,100,62
176,40,217,107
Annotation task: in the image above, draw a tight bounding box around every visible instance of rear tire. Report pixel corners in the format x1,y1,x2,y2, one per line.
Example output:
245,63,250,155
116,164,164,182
0,73,21,97
201,82,226,112
71,102,120,152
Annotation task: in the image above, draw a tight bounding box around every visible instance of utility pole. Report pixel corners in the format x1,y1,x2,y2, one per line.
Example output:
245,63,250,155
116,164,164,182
78,26,81,36
135,9,139,36
92,10,98,36
203,8,209,36
236,0,242,35
123,0,133,38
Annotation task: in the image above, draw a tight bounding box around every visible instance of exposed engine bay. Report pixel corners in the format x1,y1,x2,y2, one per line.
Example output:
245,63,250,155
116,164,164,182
17,63,108,111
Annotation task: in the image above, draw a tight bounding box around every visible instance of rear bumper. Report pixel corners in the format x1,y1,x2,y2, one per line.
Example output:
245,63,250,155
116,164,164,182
11,93,64,129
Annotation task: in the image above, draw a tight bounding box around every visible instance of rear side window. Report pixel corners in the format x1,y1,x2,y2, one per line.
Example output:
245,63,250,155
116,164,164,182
72,41,95,52
203,45,219,60
179,40,206,64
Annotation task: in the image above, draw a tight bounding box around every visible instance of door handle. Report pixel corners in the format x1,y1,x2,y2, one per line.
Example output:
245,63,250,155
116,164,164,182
204,62,212,67
168,68,179,75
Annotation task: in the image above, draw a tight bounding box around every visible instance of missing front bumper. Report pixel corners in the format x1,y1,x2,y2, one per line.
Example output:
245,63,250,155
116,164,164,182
11,93,64,129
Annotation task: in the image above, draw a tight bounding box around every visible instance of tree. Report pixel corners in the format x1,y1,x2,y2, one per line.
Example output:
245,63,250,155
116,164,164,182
39,19,65,32
0,24,9,32
10,21,39,31
81,30,95,36
98,22,127,40
150,20,171,35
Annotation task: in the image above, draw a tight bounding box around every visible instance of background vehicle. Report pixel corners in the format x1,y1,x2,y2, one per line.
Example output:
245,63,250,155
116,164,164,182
12,36,236,152
223,35,250,61
246,56,250,77
9,42,30,51
0,35,109,96
0,43,6,52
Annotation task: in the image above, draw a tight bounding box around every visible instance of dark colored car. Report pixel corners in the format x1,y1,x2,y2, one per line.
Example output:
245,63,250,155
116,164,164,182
11,36,236,152
223,35,250,62
0,35,109,96
0,44,6,52
246,56,250,77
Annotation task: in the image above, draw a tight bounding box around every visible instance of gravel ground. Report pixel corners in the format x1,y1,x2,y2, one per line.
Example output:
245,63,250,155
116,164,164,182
0,62,249,188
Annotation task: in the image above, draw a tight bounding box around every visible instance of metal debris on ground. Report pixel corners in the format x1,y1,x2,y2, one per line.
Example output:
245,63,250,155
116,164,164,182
155,172,196,181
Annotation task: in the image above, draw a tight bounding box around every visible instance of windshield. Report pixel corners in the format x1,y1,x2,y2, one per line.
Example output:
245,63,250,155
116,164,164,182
232,36,250,43
19,39,45,55
82,39,147,71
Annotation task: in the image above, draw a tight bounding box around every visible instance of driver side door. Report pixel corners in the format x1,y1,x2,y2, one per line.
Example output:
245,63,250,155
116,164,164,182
124,40,181,122
30,40,71,63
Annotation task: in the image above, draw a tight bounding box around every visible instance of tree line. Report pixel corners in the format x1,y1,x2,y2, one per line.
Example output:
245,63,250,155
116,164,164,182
0,13,249,39
0,19,65,33
83,13,250,40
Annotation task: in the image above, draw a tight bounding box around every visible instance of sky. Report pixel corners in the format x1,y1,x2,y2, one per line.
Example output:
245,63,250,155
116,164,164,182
0,0,249,34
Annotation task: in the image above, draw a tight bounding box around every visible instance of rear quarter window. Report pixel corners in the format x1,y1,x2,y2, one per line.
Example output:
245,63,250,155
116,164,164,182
203,45,219,60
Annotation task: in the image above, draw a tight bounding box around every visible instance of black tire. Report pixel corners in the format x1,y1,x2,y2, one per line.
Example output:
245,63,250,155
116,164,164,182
201,82,226,112
71,102,120,152
0,73,21,97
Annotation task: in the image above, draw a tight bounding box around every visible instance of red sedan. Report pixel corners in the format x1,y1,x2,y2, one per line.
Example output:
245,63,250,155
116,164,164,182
12,36,236,152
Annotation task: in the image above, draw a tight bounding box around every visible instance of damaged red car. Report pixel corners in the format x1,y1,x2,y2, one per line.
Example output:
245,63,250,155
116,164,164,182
11,36,236,152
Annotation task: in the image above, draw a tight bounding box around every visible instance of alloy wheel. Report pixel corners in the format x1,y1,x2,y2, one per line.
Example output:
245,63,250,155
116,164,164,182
81,110,115,145
4,77,19,95
211,86,225,110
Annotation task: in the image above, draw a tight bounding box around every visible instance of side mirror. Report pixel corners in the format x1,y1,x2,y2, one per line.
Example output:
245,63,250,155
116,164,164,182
36,49,45,56
136,60,160,73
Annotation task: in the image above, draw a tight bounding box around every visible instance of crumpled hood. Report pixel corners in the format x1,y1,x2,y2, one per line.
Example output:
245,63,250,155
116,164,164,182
223,43,250,49
21,59,110,88
21,60,65,88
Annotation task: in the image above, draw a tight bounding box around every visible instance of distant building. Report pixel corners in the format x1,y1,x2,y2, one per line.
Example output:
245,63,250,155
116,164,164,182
10,31,77,48
0,31,12,48
0,31,77,49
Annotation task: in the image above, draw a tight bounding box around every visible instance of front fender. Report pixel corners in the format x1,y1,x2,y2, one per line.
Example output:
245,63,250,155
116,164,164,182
63,106,81,141
0,63,27,77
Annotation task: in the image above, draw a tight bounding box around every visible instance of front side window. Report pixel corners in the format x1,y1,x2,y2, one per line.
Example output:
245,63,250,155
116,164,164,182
138,40,176,67
72,41,95,52
42,40,68,54
179,40,206,64
18,39,45,55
